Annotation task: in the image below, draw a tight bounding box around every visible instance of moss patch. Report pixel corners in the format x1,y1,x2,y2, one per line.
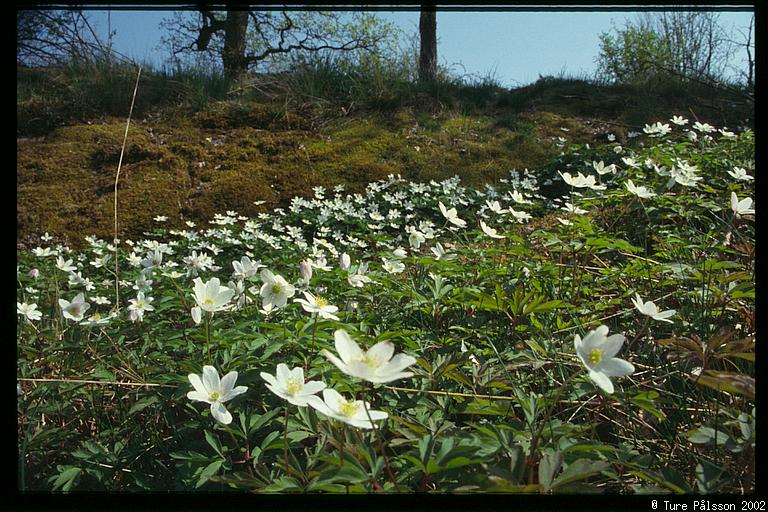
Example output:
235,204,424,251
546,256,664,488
16,98,622,248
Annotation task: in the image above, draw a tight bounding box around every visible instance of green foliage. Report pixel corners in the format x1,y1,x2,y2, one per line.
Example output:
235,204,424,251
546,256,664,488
16,114,754,493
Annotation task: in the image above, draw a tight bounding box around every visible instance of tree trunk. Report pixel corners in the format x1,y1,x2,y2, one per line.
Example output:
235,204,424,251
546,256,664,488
419,6,437,83
221,9,249,79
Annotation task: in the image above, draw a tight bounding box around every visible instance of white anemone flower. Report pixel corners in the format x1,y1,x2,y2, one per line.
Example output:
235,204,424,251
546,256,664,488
299,259,313,285
479,220,505,239
382,258,405,274
259,269,295,310
58,293,91,322
231,256,263,280
631,293,676,323
408,227,426,249
321,329,417,384
438,202,467,228
17,302,42,321
625,179,657,199
348,273,373,288
260,364,326,407
592,160,616,175
574,325,635,394
191,277,234,313
508,190,532,205
128,291,155,314
294,291,340,320
308,388,388,430
727,167,753,182
731,192,755,217
670,115,688,126
187,366,248,425
431,242,457,261
339,253,352,271
55,256,77,273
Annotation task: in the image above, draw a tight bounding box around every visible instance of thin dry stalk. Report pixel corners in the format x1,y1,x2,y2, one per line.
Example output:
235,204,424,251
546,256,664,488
113,66,142,310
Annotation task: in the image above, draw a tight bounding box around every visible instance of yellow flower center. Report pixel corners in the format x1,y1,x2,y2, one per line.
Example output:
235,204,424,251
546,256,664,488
314,296,328,308
588,348,602,366
271,283,282,295
286,378,303,396
360,353,382,369
339,399,360,417
203,298,215,306
209,391,220,401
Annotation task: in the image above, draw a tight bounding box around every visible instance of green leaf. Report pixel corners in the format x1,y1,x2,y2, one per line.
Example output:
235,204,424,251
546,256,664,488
695,460,726,494
686,427,732,446
128,395,159,416
204,430,224,458
538,451,563,493
195,460,224,488
50,466,81,492
630,391,666,421
551,459,610,490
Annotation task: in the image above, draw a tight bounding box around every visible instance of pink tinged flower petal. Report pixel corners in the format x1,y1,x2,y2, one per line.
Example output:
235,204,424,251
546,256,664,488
334,330,363,363
588,369,615,394
600,358,635,378
210,401,232,424
202,366,221,392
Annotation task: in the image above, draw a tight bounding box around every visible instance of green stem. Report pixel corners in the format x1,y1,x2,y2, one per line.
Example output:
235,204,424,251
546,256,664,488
283,405,289,473
306,312,319,373
205,311,212,363
527,369,582,483
361,384,399,492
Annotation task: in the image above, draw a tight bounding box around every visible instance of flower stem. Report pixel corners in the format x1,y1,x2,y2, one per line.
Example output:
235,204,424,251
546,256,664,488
361,384,399,492
205,312,212,364
527,369,581,484
283,405,289,473
306,312,319,373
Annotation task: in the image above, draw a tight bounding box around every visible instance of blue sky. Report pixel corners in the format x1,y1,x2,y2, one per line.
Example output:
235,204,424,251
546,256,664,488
86,8,754,87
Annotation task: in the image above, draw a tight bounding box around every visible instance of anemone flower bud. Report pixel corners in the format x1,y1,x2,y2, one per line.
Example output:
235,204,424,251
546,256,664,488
339,253,351,271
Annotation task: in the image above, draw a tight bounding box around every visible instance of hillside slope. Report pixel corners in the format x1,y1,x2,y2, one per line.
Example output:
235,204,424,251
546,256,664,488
17,77,752,248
